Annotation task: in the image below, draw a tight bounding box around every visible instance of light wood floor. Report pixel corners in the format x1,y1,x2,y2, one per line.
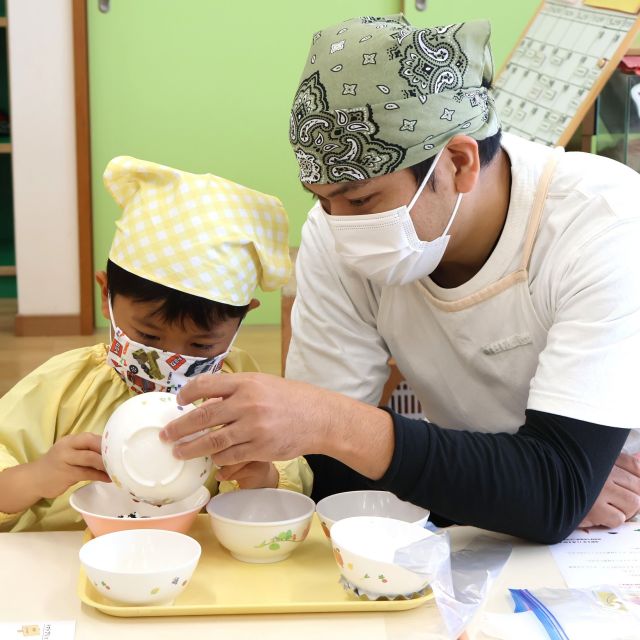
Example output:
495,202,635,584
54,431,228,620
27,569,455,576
0,299,282,397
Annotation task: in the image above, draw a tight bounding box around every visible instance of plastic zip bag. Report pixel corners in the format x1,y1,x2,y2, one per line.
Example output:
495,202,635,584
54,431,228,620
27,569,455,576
480,586,640,640
393,533,513,639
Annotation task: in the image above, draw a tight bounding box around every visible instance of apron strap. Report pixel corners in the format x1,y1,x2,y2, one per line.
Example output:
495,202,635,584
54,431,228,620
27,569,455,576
416,145,563,313
519,148,562,272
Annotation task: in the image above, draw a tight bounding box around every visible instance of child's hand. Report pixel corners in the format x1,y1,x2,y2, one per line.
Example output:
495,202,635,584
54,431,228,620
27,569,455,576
215,461,278,489
32,433,110,499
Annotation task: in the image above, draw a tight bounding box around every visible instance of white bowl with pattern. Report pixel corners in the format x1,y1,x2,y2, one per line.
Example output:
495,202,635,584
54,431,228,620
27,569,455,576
79,528,201,605
315,490,429,538
330,516,432,597
102,392,212,505
206,488,315,563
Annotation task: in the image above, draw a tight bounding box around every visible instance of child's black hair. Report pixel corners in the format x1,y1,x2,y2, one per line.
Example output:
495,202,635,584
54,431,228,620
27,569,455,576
106,259,249,330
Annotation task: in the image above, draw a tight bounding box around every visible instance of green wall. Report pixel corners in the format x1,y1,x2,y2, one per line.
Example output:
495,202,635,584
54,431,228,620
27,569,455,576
405,0,540,71
89,0,539,326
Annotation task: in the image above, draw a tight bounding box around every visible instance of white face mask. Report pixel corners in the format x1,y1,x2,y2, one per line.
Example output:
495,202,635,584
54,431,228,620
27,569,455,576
106,296,236,395
324,147,463,286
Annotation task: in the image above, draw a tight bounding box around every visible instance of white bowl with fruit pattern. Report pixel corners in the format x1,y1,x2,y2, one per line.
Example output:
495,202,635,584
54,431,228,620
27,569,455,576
329,516,432,597
79,528,201,605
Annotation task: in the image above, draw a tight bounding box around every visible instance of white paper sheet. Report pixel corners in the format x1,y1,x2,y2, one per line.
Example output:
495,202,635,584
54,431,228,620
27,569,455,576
0,621,75,640
550,522,640,601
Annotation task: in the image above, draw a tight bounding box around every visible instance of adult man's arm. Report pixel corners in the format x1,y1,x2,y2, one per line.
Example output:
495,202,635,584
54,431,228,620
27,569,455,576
162,370,629,544
163,208,640,543
365,409,631,544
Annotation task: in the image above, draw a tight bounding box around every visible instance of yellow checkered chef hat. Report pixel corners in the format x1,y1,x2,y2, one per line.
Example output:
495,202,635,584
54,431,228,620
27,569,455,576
103,156,291,306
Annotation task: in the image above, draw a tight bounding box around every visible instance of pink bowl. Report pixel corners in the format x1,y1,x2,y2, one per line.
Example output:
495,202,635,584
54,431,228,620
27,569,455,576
70,482,210,537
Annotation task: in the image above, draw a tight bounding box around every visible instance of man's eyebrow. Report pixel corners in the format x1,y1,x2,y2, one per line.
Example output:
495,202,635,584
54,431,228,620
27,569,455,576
302,180,372,198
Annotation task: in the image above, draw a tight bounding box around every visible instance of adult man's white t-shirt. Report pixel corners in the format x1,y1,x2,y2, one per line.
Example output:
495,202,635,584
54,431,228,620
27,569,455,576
287,133,640,443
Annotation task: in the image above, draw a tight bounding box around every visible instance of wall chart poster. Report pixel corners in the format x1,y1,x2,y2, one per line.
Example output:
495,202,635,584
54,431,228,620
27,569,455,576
493,0,640,146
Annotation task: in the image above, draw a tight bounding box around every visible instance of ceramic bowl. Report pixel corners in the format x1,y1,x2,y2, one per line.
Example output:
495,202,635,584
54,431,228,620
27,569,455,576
79,528,201,605
315,490,429,538
70,481,210,537
101,391,213,505
330,516,432,597
206,488,315,563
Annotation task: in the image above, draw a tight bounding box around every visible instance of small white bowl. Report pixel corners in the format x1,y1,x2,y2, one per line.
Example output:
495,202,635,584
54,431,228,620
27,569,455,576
70,482,210,536
102,392,212,505
316,490,429,538
330,516,432,597
79,529,201,605
206,488,315,563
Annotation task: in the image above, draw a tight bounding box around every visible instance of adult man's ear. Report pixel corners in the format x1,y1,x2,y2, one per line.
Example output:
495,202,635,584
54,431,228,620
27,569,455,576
445,135,481,194
95,271,110,320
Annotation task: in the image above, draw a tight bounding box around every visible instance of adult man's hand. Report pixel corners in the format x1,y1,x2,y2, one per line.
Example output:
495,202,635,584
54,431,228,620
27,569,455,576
160,372,394,480
579,452,640,528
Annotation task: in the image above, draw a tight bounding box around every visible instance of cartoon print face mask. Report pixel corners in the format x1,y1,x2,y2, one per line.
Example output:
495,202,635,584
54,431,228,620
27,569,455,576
106,297,234,395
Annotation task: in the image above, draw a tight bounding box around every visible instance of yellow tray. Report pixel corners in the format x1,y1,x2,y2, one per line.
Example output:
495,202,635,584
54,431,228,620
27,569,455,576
78,513,433,617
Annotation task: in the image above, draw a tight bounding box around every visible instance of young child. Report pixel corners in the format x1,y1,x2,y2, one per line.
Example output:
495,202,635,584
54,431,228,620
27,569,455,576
0,156,312,532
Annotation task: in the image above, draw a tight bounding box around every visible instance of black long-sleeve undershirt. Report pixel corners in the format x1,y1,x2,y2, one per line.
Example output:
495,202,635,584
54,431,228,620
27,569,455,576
307,409,630,544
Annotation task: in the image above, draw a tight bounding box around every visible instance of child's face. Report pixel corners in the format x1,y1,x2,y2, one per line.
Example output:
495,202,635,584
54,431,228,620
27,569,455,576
109,294,241,358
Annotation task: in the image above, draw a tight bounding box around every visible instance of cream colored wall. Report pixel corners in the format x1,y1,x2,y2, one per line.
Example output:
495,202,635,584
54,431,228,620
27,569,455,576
8,0,79,316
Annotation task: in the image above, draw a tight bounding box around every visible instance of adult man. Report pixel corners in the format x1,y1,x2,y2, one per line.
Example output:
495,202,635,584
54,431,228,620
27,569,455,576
162,16,640,544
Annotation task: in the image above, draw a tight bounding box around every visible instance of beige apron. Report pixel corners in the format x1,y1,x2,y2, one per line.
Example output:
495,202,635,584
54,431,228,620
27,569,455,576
378,147,562,433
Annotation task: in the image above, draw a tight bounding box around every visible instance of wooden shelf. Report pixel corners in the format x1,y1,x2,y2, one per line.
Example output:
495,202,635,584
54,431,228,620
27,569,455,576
0,141,10,154
0,265,16,277
0,17,7,28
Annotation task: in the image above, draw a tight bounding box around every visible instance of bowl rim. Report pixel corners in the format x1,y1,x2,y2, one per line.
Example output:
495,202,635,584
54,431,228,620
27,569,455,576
330,515,433,559
79,528,202,575
70,483,211,521
206,488,315,527
316,490,429,520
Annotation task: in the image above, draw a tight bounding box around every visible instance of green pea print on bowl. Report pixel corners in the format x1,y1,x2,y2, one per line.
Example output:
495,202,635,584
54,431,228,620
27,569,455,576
206,488,315,563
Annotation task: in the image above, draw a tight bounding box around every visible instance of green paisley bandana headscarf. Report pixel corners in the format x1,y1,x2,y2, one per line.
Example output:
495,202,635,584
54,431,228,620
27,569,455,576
290,15,500,184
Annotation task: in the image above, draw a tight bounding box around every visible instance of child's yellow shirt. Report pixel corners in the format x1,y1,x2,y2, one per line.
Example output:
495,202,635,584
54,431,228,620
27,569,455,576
0,343,313,532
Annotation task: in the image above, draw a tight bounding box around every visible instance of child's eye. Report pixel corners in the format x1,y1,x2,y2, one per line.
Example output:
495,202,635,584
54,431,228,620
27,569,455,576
138,331,159,342
192,343,215,351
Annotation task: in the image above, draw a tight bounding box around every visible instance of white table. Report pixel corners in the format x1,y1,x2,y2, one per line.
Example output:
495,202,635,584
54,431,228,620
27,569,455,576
0,527,566,640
